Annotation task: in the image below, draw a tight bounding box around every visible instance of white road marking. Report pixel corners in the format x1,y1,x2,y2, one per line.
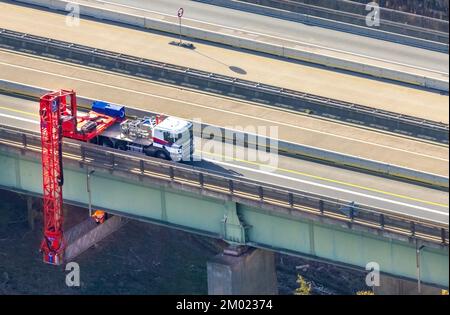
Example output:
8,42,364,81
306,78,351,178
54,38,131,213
0,58,447,164
88,0,448,75
0,112,39,124
1,108,447,223
202,157,449,221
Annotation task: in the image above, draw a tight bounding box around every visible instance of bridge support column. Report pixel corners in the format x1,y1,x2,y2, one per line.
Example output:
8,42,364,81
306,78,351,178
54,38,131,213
207,247,278,295
374,274,442,295
26,196,36,231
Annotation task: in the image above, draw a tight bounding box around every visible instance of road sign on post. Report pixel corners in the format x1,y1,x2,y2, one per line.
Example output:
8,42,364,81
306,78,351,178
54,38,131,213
169,8,194,49
177,8,184,45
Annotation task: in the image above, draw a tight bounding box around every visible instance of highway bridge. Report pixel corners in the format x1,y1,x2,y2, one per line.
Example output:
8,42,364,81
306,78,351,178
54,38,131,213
2,1,449,119
0,34,447,178
0,0,448,294
0,86,448,291
34,0,449,72
0,92,447,223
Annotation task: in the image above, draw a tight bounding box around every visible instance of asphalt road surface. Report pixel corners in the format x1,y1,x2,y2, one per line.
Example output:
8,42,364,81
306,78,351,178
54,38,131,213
0,93,447,224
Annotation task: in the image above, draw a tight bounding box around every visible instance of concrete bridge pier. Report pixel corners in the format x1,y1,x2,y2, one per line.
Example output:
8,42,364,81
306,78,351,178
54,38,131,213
26,195,37,231
207,246,278,295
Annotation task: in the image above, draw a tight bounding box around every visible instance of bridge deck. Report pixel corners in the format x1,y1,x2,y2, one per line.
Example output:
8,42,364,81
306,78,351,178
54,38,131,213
0,1,448,123
0,93,447,225
0,50,447,177
0,132,447,287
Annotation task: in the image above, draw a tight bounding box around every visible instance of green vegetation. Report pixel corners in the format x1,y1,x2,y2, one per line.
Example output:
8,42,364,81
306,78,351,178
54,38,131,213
295,275,312,295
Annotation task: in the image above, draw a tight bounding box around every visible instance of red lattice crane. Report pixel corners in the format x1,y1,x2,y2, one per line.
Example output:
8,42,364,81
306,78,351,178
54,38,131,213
39,90,117,265
39,90,74,264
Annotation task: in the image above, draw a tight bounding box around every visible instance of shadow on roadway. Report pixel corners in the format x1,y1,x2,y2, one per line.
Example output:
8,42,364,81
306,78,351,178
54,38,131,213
183,159,243,177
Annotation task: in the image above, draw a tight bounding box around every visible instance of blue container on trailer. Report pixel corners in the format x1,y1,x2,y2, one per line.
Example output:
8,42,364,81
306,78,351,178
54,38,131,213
92,101,125,119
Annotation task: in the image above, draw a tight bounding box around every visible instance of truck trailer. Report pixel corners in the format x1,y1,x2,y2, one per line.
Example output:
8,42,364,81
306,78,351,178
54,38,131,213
92,101,194,162
61,97,194,162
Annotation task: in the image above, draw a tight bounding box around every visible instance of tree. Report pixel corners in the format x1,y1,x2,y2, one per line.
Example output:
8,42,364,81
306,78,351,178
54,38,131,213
295,275,311,295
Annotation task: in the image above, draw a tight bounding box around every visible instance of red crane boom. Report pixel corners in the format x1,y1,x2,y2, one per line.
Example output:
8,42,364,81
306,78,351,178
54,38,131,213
39,90,75,264
39,89,118,265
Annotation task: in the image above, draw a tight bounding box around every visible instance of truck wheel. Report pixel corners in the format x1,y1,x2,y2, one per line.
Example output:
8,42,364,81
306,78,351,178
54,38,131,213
156,150,169,160
116,141,127,151
143,148,153,157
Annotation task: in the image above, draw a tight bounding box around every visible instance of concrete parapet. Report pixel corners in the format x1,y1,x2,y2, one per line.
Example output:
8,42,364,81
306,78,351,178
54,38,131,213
234,0,450,33
13,0,449,92
197,0,449,48
1,79,447,189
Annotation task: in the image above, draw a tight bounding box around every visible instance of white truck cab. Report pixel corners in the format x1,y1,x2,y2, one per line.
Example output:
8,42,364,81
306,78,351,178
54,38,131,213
153,116,194,162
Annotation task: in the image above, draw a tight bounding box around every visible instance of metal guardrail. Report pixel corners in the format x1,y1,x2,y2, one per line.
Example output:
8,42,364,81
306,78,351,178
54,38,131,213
0,28,448,143
233,0,449,40
287,0,449,32
197,0,449,52
0,124,448,245
1,80,447,189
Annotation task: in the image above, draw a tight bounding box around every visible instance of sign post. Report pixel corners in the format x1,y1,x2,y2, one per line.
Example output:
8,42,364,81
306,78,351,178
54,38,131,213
177,8,184,45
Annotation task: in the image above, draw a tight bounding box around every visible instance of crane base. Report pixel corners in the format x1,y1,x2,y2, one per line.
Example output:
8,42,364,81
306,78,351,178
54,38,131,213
43,252,64,265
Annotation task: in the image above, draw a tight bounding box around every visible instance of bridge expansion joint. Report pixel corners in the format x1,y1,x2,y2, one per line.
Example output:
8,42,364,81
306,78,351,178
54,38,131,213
221,202,248,245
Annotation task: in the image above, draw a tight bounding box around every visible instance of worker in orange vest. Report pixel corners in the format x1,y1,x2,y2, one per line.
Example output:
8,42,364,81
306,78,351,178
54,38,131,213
92,210,107,224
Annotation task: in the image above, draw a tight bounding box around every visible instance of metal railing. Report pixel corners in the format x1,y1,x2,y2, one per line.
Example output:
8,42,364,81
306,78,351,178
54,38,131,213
0,124,447,245
0,28,448,143
237,0,449,34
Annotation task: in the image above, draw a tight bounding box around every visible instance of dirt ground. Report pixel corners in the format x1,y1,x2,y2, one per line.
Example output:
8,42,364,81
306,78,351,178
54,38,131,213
0,189,368,295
